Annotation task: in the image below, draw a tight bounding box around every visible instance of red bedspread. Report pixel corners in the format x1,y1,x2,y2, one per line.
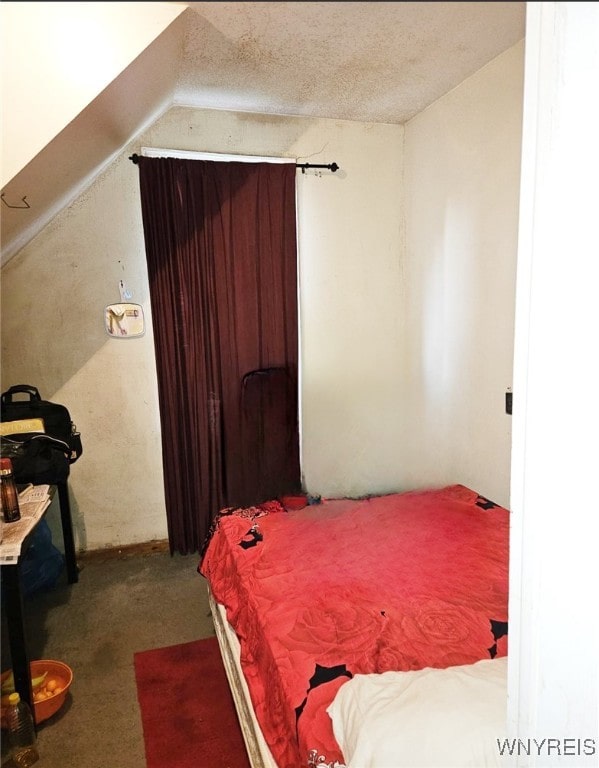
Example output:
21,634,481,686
199,485,509,768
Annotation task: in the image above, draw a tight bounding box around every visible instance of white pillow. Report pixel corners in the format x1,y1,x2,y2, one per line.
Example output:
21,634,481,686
327,657,507,768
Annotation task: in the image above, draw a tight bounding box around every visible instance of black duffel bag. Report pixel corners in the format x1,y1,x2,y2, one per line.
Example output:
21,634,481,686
0,384,82,483
0,434,71,484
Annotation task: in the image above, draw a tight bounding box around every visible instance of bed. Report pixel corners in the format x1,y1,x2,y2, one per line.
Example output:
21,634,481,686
199,484,509,768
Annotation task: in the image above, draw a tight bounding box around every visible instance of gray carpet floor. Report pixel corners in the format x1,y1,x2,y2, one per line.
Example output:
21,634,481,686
1,546,215,767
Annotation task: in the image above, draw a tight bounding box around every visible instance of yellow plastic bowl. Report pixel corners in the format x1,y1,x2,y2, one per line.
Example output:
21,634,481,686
1,660,73,725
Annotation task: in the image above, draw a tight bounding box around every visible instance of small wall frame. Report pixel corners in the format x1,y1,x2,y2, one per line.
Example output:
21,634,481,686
104,303,145,338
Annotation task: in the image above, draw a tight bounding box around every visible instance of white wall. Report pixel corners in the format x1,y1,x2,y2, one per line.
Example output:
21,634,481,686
296,119,405,497
508,3,599,763
401,42,524,508
0,107,403,550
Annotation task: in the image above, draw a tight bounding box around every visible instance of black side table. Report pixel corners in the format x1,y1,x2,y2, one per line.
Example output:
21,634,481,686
1,480,78,715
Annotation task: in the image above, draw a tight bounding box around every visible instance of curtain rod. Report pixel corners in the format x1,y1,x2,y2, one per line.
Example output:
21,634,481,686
128,153,338,174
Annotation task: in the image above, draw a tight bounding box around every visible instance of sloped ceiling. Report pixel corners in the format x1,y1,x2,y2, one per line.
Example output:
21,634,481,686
0,1,525,264
1,2,187,187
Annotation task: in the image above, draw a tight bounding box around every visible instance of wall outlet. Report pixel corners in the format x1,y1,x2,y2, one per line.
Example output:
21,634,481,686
505,390,513,415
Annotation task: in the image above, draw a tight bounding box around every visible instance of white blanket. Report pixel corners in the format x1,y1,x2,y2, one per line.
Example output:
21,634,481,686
327,657,507,768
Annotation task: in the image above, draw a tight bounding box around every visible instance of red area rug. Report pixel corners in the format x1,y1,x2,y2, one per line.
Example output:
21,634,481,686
134,636,250,768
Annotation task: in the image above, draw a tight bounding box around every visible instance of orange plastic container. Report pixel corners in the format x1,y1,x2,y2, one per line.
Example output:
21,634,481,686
1,660,73,726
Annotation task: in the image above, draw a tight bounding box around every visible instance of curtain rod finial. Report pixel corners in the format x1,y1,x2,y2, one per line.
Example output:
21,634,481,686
129,153,140,164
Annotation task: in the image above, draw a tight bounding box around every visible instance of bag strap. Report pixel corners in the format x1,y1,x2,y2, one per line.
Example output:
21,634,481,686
29,434,71,453
1,433,70,453
1,384,42,406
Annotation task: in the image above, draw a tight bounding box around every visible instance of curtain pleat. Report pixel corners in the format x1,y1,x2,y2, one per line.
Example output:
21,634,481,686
138,158,300,554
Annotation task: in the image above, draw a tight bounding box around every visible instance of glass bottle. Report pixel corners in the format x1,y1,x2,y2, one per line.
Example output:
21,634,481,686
5,691,39,766
0,457,21,522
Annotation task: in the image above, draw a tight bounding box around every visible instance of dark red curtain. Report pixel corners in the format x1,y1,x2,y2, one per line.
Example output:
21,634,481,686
137,158,301,555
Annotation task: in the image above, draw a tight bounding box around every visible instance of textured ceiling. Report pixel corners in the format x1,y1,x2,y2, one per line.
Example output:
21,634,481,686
1,1,525,263
176,2,525,124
